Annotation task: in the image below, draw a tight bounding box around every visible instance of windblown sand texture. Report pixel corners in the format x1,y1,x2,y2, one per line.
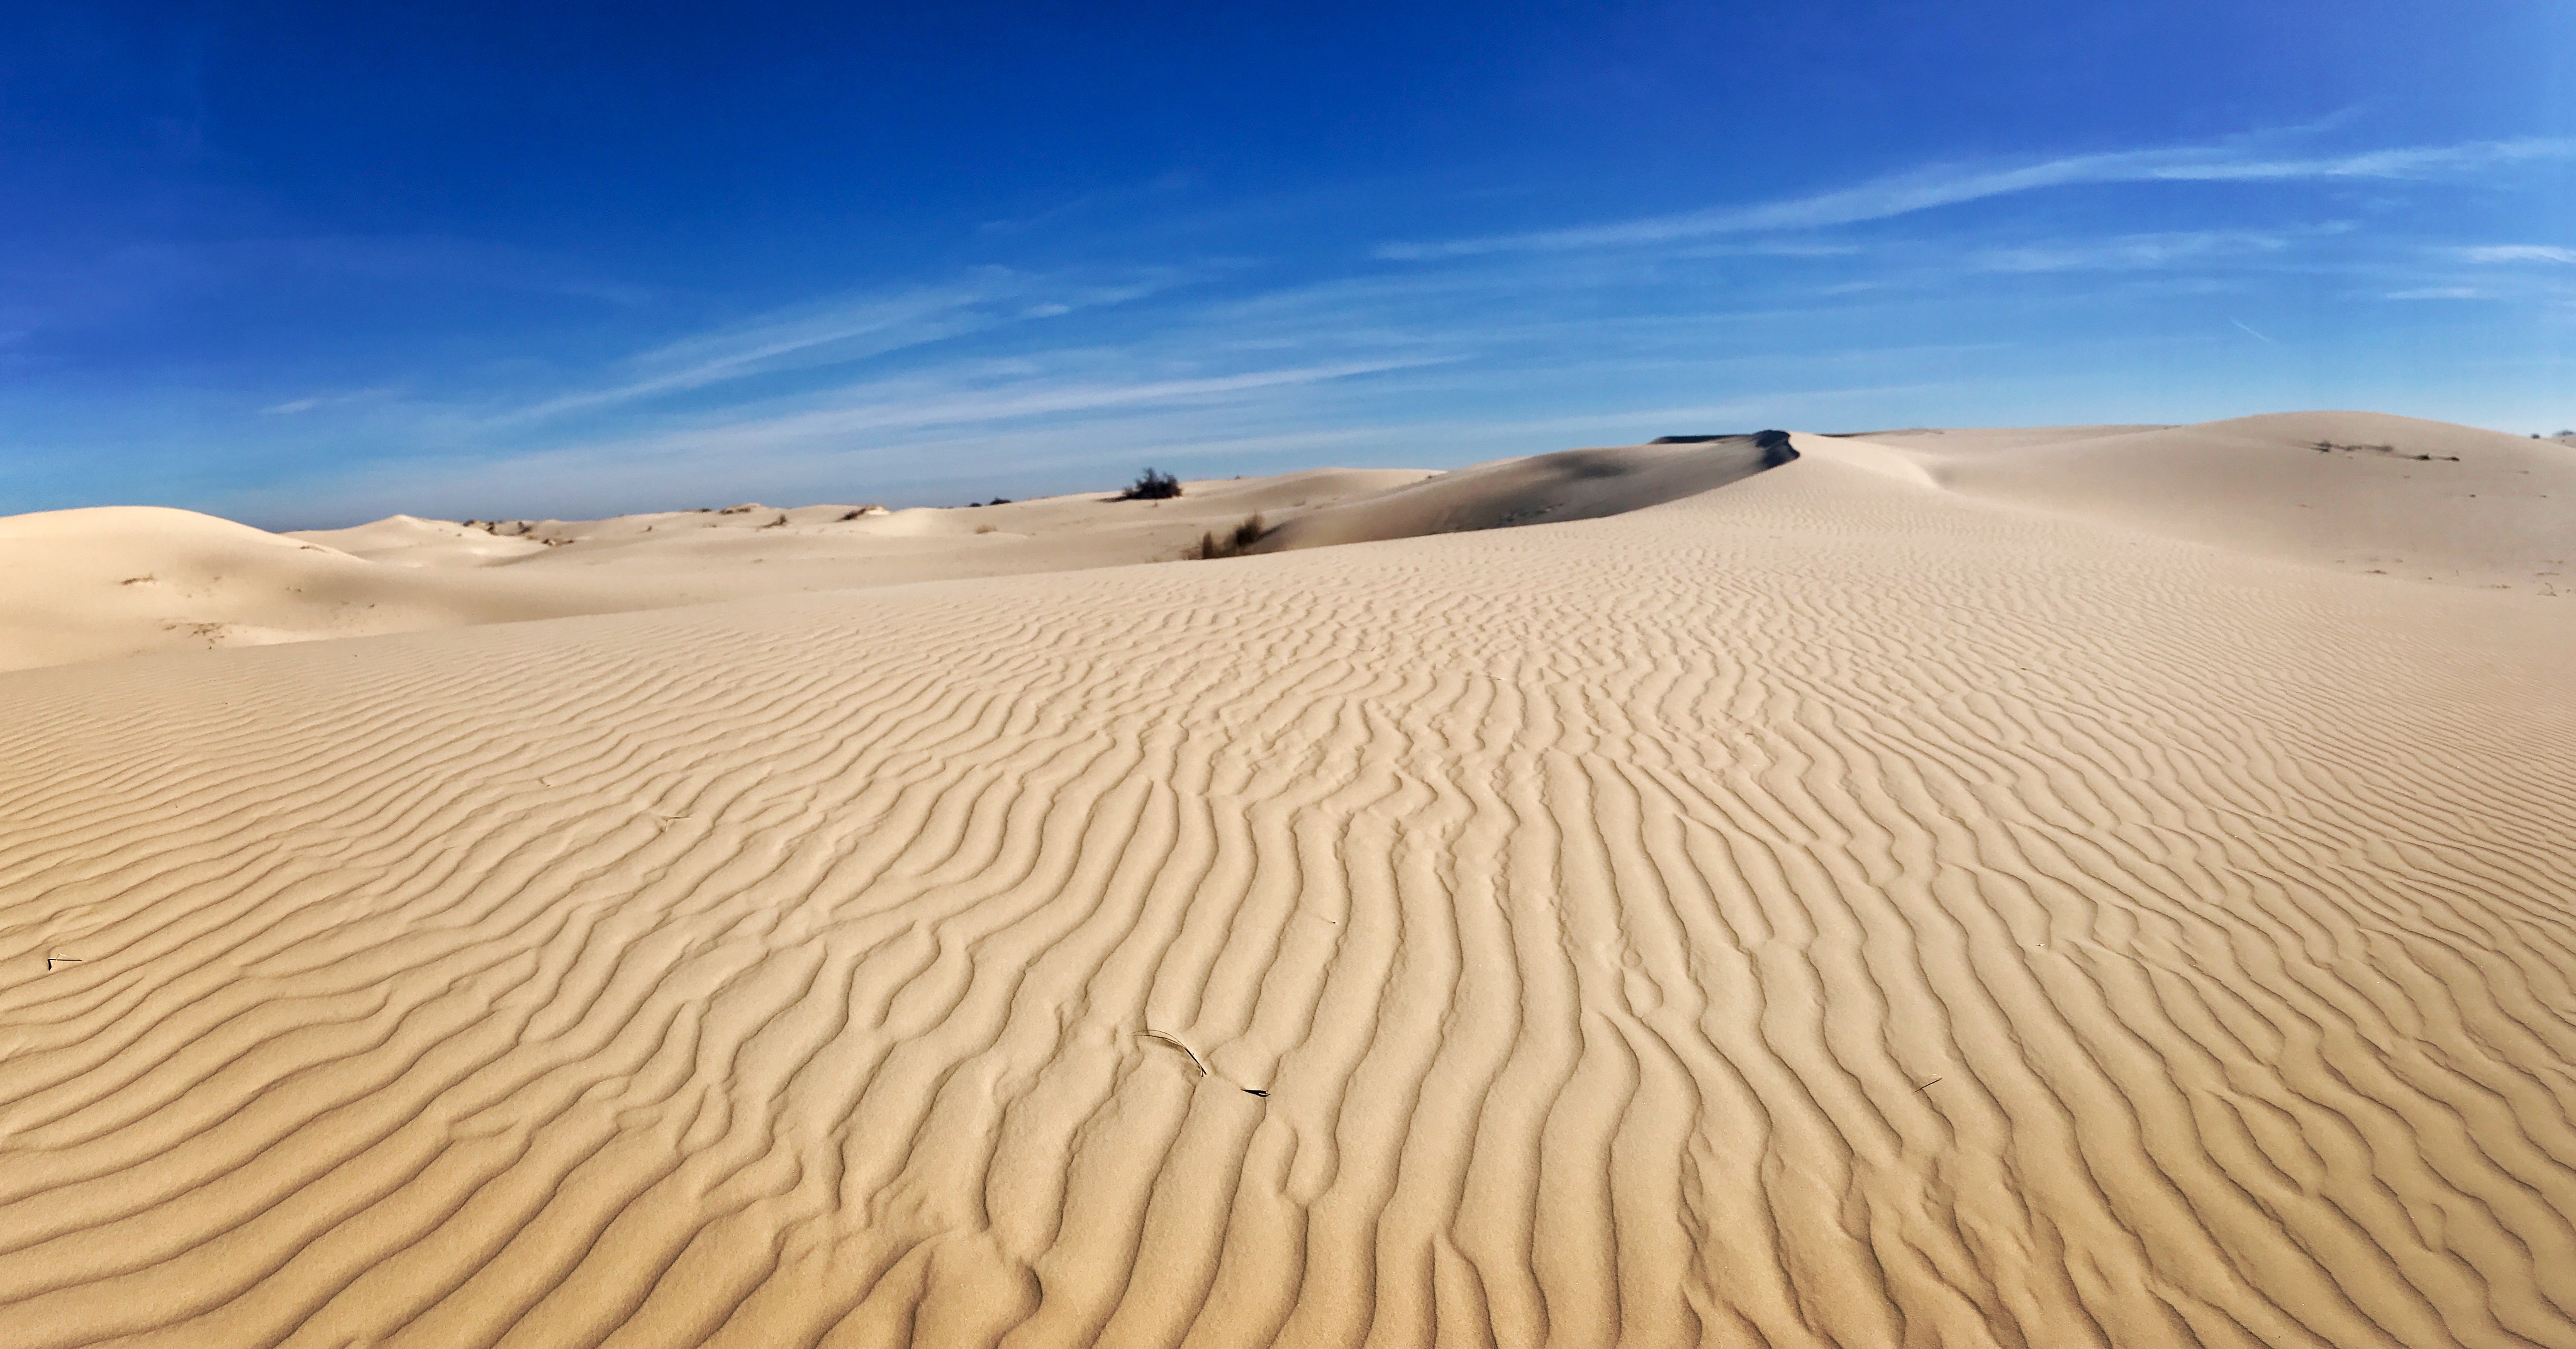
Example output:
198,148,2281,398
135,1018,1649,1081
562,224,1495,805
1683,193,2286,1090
2,413,2573,1347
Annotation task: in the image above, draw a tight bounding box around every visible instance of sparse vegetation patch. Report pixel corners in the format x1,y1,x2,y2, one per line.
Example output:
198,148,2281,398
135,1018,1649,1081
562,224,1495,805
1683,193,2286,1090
1115,467,1183,501
2312,440,2460,462
1193,513,1267,560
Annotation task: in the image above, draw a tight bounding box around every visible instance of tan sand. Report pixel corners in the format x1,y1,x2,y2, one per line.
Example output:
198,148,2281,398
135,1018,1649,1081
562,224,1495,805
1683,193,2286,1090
1,413,2572,1346
1866,412,2576,589
0,506,605,672
0,471,1431,671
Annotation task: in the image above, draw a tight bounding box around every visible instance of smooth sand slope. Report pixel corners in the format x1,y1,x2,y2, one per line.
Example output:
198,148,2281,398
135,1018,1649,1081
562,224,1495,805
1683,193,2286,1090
1869,412,2576,590
1,414,2573,1347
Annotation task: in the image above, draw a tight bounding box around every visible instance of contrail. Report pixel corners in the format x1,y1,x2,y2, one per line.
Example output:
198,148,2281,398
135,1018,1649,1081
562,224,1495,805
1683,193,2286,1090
2231,319,2276,344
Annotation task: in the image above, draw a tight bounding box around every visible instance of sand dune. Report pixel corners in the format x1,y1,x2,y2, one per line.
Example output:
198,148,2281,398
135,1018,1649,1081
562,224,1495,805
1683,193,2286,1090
3,415,2574,1346
1866,411,2576,590
1251,433,1792,552
288,513,554,566
0,507,605,671
14,413,2563,672
0,472,1429,671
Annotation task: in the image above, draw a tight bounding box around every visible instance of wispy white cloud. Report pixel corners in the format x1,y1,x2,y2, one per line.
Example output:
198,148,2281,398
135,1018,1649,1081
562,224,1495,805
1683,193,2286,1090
260,387,394,416
580,355,1451,459
14,235,652,333
2460,244,2576,264
1973,229,2303,273
496,269,1183,424
246,354,1467,522
2385,286,2487,299
1378,137,2575,259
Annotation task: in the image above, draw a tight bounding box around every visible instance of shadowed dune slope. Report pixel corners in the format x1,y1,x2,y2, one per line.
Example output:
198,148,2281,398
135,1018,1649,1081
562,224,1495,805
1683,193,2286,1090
3,445,2572,1347
1870,411,2576,590
1250,432,1790,552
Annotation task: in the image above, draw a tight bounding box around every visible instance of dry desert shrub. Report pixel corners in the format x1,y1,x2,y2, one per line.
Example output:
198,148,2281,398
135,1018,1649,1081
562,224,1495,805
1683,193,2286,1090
1193,513,1266,560
1115,467,1182,501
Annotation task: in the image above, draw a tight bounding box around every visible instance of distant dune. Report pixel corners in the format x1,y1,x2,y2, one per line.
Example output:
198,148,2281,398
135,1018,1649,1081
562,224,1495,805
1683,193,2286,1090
0,471,1432,671
0,505,607,671
1875,411,2576,588
13,411,2560,674
2,412,2572,1347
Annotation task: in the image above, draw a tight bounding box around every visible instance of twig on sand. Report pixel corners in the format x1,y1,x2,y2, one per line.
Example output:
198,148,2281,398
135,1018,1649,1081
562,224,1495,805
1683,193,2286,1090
1242,1088,1268,1098
1137,1029,1207,1077
46,956,82,971
1914,1077,1943,1093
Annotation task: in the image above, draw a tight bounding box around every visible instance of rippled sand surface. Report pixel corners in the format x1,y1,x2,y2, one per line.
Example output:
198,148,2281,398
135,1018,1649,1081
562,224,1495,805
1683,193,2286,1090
3,420,2572,1346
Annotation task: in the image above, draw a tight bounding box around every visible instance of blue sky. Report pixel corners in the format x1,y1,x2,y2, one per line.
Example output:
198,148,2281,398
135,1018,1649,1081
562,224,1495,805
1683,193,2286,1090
4,2,2572,525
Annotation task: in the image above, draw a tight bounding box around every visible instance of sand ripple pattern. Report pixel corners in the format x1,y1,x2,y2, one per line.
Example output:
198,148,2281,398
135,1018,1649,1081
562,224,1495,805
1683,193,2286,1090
4,457,2575,1347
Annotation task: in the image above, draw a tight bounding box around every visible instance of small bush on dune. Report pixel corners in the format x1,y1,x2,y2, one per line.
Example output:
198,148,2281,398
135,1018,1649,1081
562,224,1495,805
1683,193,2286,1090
1116,467,1183,501
1193,512,1266,560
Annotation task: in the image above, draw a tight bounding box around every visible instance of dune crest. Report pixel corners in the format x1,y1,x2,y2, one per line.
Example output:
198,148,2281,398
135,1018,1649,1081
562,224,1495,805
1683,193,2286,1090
1251,432,1793,552
287,514,551,566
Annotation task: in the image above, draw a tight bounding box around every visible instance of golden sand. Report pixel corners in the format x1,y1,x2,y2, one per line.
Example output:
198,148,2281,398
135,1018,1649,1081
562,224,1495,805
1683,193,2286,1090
2,414,2570,1346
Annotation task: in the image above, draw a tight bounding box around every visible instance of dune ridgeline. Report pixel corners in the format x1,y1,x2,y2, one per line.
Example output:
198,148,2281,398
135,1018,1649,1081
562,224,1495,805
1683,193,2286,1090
1,413,2572,1347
